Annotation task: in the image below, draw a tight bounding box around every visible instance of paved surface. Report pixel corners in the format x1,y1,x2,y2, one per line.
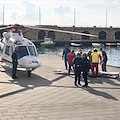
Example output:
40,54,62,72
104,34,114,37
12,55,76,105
0,55,120,120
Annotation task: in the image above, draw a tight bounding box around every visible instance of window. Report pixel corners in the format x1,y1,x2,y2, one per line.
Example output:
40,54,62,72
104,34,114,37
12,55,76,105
5,46,10,55
28,46,37,57
9,46,13,57
17,46,29,59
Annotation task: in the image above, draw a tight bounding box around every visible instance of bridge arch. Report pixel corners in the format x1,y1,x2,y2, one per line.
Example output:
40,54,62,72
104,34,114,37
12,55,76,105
99,31,106,40
82,31,90,40
47,31,55,40
115,31,120,40
38,30,46,40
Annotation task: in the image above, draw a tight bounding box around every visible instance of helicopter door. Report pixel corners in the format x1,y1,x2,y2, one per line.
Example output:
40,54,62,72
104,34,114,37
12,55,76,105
2,44,13,63
5,45,13,57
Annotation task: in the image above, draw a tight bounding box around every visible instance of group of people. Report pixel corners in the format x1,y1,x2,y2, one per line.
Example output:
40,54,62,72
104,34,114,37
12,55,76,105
12,44,108,86
62,44,108,87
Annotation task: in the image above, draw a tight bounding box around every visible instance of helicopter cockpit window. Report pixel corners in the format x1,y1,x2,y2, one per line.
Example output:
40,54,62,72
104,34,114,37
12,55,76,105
5,46,10,55
17,46,29,59
28,46,37,57
5,45,13,56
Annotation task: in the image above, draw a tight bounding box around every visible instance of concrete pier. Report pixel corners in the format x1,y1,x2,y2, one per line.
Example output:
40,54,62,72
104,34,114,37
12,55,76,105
0,55,120,120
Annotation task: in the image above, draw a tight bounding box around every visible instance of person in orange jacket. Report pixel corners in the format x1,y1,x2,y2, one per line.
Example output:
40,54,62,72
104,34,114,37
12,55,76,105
67,50,76,74
90,48,102,76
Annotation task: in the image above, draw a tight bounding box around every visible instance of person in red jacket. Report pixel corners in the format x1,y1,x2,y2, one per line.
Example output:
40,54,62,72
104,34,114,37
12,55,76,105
67,50,76,74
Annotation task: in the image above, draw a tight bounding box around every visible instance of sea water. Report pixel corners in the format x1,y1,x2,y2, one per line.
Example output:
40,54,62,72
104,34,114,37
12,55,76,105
37,45,120,68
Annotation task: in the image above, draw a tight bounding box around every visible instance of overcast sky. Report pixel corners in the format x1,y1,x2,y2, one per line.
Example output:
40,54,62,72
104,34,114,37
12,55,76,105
0,0,120,27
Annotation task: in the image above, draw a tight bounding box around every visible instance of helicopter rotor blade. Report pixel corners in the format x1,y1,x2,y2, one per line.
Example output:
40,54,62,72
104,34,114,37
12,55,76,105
0,26,14,30
25,26,98,37
0,24,98,37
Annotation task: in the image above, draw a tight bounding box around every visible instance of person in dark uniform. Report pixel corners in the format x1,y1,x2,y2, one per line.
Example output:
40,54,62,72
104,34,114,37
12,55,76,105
82,53,90,87
100,48,108,72
72,53,82,86
12,46,18,79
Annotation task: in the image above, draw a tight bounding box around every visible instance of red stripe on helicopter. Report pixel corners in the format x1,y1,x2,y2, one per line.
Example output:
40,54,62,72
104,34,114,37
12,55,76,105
1,58,21,66
8,30,21,33
2,58,12,64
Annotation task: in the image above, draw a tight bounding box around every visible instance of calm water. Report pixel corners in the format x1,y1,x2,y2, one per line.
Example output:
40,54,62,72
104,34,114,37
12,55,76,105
37,45,120,68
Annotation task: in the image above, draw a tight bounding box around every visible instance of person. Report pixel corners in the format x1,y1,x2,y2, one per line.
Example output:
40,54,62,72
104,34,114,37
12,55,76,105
82,53,90,87
72,53,82,86
78,49,83,58
62,44,70,69
100,47,108,72
90,48,102,76
12,46,18,79
87,49,91,61
67,50,76,74
87,49,92,70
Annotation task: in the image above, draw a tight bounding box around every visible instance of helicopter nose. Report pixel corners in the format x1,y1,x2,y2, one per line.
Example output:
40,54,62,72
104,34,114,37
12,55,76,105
18,56,40,68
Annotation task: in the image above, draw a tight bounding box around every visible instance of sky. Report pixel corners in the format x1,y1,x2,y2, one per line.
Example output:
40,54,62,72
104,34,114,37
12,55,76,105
0,0,120,27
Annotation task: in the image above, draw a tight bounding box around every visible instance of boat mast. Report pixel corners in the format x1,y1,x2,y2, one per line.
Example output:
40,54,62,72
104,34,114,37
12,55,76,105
74,8,76,27
39,7,41,25
106,9,107,27
3,5,4,25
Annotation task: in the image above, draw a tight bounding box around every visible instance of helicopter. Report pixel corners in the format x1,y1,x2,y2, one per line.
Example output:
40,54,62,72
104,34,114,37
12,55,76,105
0,24,97,77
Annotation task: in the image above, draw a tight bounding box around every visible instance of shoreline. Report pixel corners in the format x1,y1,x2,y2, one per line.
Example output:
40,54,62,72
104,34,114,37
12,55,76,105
37,55,120,76
39,54,120,69
107,64,120,68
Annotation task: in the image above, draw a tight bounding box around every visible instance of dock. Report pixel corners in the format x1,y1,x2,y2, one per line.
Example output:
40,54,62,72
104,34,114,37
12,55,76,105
32,39,120,46
0,55,120,120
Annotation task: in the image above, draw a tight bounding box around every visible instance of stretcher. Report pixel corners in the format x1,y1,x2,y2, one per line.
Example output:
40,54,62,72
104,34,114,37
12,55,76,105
98,71,119,78
54,71,74,75
54,69,119,78
54,69,74,75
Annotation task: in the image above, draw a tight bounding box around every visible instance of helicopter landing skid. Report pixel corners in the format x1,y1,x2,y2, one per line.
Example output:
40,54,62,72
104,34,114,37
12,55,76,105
26,69,32,77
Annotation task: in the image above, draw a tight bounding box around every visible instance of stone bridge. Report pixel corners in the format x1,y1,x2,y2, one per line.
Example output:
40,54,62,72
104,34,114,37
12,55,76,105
0,25,120,41
22,25,120,41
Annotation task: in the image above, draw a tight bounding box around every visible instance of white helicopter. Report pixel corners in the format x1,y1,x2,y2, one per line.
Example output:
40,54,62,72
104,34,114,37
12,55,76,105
0,24,97,77
0,24,41,77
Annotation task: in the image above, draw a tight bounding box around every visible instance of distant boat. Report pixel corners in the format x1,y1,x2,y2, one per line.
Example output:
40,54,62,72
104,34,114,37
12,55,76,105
71,43,83,47
106,43,117,46
92,43,104,47
40,38,55,48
